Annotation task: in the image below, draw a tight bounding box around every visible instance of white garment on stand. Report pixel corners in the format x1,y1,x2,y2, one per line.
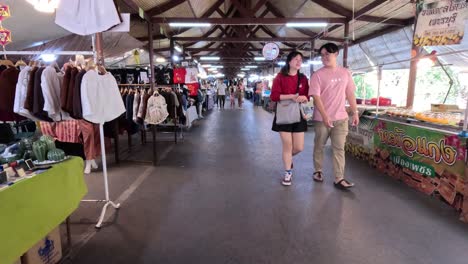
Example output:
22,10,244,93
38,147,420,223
185,67,198,84
55,0,122,36
13,66,37,121
81,70,125,124
41,66,68,121
145,94,169,125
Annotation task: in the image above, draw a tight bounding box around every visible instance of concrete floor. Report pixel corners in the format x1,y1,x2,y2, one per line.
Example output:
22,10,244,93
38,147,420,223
66,101,468,264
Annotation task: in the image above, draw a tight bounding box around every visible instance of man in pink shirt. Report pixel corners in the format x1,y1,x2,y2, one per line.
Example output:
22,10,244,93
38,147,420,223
309,43,359,190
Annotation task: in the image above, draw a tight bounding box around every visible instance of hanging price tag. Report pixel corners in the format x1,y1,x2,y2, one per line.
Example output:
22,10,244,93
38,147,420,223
0,5,10,21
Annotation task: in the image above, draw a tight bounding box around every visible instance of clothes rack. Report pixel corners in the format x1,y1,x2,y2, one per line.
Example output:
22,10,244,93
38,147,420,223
3,44,120,228
116,84,183,166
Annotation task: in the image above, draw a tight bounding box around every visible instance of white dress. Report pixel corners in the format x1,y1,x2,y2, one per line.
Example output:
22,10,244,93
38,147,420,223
55,0,121,36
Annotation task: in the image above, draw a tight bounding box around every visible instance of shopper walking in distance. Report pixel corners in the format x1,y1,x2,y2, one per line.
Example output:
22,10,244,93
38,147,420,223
271,51,310,186
229,85,236,109
309,43,359,190
216,79,227,109
237,79,245,109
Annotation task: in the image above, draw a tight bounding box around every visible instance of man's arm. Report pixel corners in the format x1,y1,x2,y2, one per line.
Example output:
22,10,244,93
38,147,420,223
312,95,332,127
346,87,359,126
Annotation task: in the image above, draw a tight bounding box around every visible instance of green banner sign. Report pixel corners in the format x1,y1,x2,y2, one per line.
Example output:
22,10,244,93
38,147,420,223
390,154,435,177
374,119,466,178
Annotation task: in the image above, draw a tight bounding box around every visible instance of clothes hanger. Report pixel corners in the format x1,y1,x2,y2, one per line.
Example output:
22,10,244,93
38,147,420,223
15,59,27,67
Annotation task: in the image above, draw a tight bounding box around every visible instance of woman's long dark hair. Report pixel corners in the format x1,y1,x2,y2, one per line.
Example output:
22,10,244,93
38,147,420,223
280,51,304,76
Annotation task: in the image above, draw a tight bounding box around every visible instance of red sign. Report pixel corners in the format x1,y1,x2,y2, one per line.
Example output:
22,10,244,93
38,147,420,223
0,28,12,46
0,5,10,21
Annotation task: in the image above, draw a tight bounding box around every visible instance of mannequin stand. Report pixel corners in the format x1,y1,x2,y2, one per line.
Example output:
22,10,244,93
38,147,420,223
81,124,120,228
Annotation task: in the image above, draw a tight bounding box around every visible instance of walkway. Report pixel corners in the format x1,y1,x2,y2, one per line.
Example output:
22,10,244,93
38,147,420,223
68,101,468,264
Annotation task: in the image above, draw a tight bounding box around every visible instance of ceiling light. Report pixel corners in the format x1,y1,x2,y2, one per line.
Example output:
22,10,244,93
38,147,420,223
277,61,286,66
286,22,328,28
194,59,198,64
28,0,59,13
156,57,166,63
213,70,219,73
310,60,322,65
212,65,223,68
174,45,182,52
40,54,57,62
208,68,217,71
200,56,220,61
245,65,257,68
254,57,265,61
201,64,212,67
169,23,212,27
172,55,180,61
240,68,250,71
237,74,245,78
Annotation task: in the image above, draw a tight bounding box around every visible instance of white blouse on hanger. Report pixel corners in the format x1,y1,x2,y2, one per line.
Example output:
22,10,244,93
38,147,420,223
55,0,122,36
41,66,68,121
81,70,125,124
13,66,37,121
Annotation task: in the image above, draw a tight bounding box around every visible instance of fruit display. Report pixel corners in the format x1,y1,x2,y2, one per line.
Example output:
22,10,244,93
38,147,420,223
385,108,415,118
414,112,462,126
47,148,66,161
32,141,47,162
39,135,56,151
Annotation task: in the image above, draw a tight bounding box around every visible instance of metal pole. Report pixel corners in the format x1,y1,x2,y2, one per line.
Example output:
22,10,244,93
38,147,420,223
376,65,382,116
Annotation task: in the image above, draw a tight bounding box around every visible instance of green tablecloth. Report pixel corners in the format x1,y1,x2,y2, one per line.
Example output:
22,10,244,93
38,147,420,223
0,157,87,264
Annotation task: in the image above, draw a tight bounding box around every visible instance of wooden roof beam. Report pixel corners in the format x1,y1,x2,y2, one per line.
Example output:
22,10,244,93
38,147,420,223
173,37,313,42
147,0,186,17
152,17,346,24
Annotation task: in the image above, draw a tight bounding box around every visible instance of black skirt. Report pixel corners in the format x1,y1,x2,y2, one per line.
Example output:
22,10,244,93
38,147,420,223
272,115,308,133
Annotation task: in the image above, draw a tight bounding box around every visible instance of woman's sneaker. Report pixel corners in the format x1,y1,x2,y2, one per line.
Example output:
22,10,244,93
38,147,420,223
282,172,292,186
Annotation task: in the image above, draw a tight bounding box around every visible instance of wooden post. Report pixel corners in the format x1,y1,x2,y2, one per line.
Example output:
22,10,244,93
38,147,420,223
406,0,422,109
406,47,420,109
343,22,350,68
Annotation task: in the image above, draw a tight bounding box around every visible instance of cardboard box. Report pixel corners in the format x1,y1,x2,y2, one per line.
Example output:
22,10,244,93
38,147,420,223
22,227,62,264
431,104,459,112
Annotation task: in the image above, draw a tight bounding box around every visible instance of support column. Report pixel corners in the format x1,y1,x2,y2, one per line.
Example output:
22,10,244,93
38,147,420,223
170,38,175,65
93,33,105,65
310,40,315,75
406,0,422,109
148,22,155,90
343,22,350,68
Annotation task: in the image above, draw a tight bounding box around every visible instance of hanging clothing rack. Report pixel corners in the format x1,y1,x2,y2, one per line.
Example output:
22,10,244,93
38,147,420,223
1,47,120,229
116,84,183,166
1,51,94,55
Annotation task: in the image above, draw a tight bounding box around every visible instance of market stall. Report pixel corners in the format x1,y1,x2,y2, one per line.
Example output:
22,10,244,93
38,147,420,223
0,157,86,264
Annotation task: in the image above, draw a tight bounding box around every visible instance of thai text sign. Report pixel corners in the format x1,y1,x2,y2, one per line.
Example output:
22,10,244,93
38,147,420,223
414,0,468,46
374,120,466,177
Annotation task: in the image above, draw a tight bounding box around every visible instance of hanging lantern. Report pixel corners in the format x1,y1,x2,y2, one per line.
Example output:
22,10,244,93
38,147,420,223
0,5,11,21
0,28,12,46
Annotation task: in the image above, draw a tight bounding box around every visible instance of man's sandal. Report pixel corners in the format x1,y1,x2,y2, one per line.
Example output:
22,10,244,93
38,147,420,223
313,171,324,182
334,179,355,190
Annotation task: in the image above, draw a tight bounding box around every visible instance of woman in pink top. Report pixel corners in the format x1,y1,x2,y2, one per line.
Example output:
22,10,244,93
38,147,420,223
309,43,359,190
